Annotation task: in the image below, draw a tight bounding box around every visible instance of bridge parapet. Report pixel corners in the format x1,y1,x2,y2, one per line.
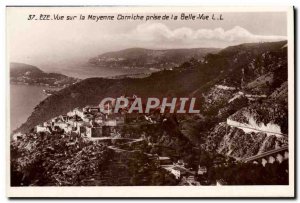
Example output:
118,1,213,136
242,146,288,166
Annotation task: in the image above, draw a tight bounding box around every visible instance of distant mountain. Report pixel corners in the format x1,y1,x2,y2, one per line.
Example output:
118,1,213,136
10,63,44,77
10,62,80,88
15,41,288,160
88,47,220,70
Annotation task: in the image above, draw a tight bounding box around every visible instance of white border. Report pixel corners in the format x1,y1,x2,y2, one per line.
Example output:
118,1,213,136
5,6,295,198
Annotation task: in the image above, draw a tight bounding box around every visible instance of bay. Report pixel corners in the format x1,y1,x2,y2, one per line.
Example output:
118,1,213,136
10,84,57,132
10,64,152,132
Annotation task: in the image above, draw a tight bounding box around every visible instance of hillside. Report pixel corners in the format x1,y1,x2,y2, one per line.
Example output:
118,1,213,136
88,47,219,70
10,62,80,88
15,41,288,161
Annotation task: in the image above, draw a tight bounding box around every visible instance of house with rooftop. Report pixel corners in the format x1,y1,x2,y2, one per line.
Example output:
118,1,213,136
162,165,188,180
94,116,104,125
85,126,103,138
64,125,74,134
36,125,51,133
73,107,85,118
197,165,207,175
82,114,93,122
83,106,101,114
158,156,172,165
103,113,125,126
53,121,68,131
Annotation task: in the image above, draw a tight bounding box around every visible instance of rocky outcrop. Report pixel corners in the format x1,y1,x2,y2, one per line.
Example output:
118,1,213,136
206,122,288,159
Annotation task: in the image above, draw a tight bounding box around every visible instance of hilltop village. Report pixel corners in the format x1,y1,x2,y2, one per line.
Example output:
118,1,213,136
13,95,209,186
34,95,164,138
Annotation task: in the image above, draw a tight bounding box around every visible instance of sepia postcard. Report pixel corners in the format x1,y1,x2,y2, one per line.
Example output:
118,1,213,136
6,6,294,198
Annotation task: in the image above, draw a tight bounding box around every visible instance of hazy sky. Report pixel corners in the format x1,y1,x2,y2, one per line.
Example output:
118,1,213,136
7,8,287,68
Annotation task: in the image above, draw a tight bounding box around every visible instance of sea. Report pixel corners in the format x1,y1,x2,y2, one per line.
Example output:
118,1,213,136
10,64,152,133
41,63,152,79
10,84,56,132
